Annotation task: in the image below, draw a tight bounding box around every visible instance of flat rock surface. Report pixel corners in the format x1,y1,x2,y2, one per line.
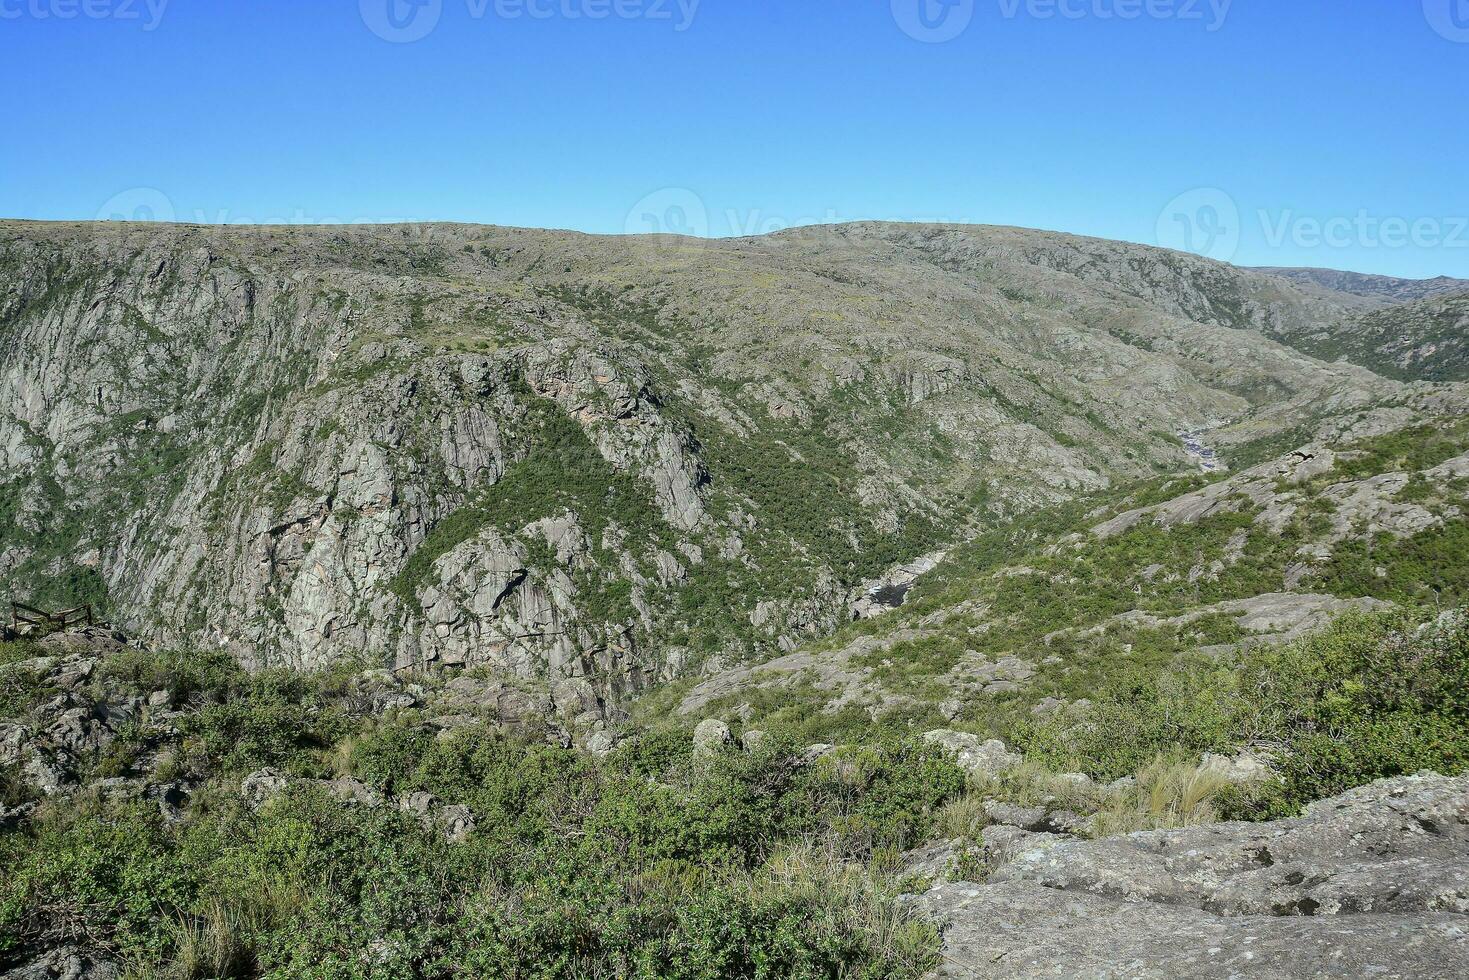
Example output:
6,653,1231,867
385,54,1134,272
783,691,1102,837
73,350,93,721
920,773,1469,979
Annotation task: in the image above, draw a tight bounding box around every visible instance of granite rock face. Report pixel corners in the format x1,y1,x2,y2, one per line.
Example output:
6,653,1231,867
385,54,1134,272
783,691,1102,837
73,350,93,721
0,946,119,980
920,773,1469,979
922,730,1022,779
0,219,1448,726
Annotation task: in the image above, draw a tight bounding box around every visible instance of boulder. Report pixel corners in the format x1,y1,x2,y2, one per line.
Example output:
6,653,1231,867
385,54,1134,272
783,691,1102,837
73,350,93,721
585,730,619,757
439,804,476,843
1199,748,1275,785
322,777,382,807
240,768,290,808
920,773,1469,978
923,730,1022,779
0,946,119,980
692,719,732,758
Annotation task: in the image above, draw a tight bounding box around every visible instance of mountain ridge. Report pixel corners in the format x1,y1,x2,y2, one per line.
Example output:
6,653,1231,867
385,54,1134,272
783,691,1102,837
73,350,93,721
1,219,1462,737
4,218,1469,980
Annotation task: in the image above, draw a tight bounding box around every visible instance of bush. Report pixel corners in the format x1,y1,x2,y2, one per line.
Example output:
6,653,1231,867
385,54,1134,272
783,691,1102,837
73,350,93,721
179,669,350,777
0,706,969,978
1014,609,1469,817
1237,610,1469,815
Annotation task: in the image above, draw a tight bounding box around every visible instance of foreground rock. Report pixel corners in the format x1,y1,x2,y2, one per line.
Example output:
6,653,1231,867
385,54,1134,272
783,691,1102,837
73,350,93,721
921,773,1469,979
0,946,119,980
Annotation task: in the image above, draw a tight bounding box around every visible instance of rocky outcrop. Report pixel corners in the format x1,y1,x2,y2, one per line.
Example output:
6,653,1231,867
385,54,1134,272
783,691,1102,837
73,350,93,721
920,773,1469,978
0,947,119,980
0,629,589,804
0,220,1450,729
923,730,1022,779
692,718,733,757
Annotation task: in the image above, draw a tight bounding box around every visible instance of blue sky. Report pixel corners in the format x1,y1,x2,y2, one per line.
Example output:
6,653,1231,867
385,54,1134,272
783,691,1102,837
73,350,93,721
1,0,1466,278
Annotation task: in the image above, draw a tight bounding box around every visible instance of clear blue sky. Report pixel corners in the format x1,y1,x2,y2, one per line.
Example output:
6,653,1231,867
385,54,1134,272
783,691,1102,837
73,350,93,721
2,0,1466,278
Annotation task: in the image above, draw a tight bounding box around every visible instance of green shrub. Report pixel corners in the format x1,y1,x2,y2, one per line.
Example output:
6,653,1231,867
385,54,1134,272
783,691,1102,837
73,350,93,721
1015,609,1469,817
1237,610,1469,815
0,730,953,978
179,670,350,777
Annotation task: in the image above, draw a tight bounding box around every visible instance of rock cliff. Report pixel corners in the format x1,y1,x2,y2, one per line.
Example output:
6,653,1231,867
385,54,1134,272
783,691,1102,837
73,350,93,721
0,220,1447,725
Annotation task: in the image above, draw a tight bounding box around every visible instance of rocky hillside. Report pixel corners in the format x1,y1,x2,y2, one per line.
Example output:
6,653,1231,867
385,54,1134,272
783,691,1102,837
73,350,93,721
3,220,1468,978
1,220,1430,729
1271,291,1469,384
674,403,1469,741
1257,266,1469,305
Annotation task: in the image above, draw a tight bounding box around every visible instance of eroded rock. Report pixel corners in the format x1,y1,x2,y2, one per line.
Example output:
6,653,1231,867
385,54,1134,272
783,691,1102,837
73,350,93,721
923,730,1023,779
920,773,1469,978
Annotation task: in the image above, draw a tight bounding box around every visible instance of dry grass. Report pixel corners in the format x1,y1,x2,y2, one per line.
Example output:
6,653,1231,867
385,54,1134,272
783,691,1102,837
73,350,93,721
142,879,310,980
745,843,939,972
934,756,1236,846
168,900,256,980
1090,756,1234,836
933,791,991,840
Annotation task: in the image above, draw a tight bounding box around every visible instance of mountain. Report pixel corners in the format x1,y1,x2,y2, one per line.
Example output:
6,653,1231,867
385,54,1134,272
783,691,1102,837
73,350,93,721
4,220,1469,979
1268,291,1469,383
0,220,1415,734
1256,266,1469,305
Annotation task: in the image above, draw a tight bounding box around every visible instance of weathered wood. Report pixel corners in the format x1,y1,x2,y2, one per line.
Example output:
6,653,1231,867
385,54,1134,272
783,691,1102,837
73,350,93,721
9,602,94,631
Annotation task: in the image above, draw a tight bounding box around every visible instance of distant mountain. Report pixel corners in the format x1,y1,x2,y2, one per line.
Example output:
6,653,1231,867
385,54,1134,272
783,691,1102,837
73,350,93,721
1269,292,1469,384
0,219,1446,729
6,220,1469,980
1256,266,1469,305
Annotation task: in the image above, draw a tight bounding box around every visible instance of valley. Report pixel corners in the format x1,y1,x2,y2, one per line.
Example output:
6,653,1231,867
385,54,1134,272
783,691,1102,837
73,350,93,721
2,220,1467,978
